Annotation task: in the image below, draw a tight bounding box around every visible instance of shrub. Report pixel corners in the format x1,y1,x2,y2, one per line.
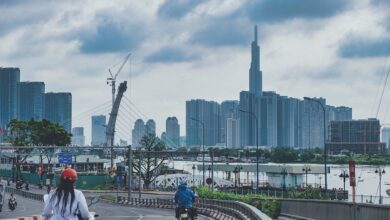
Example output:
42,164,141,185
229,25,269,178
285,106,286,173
197,187,280,218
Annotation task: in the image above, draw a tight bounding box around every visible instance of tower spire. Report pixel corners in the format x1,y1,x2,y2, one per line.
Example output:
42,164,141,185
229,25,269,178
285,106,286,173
254,25,258,43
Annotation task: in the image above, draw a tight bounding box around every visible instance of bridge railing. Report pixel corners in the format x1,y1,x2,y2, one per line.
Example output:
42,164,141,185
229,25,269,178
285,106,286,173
115,196,271,220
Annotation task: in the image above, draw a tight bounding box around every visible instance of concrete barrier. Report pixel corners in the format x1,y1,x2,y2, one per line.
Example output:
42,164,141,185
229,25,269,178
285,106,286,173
115,196,271,220
277,199,390,220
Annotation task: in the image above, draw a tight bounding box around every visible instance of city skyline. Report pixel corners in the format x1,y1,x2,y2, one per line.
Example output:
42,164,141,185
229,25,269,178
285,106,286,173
1,0,390,143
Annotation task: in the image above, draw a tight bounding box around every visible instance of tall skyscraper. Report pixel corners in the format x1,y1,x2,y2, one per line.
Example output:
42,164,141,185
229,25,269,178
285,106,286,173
186,99,220,146
166,117,180,148
132,119,145,148
220,100,239,144
44,92,72,133
249,25,262,97
19,82,45,121
71,127,85,147
145,119,156,135
91,115,106,146
0,67,20,129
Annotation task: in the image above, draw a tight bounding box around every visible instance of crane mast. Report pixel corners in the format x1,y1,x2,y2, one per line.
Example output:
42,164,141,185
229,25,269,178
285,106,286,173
107,53,131,108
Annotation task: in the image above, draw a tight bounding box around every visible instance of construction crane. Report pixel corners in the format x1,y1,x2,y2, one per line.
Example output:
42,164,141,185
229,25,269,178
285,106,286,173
107,53,131,107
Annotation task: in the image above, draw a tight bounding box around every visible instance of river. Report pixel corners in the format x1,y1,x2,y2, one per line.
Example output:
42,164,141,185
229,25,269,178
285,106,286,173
171,161,390,204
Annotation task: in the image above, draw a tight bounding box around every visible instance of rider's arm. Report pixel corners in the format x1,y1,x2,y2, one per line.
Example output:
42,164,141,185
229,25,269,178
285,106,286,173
77,191,93,220
174,191,179,204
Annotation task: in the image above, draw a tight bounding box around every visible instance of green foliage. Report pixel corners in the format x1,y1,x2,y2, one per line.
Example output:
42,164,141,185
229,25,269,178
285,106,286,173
197,187,279,218
251,200,281,219
101,194,116,201
270,147,298,163
287,186,328,200
9,119,71,146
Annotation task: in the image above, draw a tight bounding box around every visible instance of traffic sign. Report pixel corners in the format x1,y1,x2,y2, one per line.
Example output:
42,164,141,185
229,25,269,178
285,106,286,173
206,178,213,185
58,153,73,164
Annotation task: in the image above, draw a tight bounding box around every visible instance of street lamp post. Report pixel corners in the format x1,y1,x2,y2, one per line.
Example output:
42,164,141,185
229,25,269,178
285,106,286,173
302,166,311,188
192,164,196,189
239,109,259,193
191,117,205,186
339,169,349,193
304,97,328,192
375,167,385,204
233,165,243,194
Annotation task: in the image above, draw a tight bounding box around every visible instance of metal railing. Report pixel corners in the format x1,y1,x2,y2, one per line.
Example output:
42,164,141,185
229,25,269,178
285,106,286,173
115,196,271,220
5,186,43,201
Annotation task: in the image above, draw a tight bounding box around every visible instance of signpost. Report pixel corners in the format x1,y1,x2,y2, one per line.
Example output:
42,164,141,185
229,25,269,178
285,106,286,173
206,177,212,186
58,153,73,165
349,160,356,203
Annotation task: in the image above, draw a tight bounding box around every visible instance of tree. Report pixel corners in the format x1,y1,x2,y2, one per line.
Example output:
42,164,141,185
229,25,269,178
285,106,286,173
8,119,71,181
132,133,167,189
270,147,299,163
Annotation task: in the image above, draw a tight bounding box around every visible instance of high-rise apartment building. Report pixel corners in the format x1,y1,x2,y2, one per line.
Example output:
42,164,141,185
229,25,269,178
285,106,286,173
44,92,72,133
381,127,390,149
327,119,385,154
239,91,257,147
91,115,106,146
19,82,45,121
166,117,180,148
132,119,145,148
145,119,156,135
220,100,239,144
71,127,85,147
260,91,278,147
0,68,20,129
186,99,220,146
226,118,240,148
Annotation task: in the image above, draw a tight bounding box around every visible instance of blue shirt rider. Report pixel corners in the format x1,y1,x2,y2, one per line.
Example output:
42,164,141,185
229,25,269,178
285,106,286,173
174,182,196,219
175,182,195,208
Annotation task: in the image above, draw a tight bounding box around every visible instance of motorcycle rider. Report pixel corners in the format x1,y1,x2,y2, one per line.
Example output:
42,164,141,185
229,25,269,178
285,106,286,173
8,193,17,211
174,181,197,219
42,168,94,220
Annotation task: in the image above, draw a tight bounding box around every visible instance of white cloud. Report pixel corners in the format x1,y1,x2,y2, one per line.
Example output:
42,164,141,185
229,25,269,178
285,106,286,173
1,0,390,145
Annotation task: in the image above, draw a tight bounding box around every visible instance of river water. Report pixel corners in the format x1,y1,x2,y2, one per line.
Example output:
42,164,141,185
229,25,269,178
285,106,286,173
172,161,390,204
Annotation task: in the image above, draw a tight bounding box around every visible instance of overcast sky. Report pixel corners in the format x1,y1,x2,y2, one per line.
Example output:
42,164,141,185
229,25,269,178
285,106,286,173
1,0,390,144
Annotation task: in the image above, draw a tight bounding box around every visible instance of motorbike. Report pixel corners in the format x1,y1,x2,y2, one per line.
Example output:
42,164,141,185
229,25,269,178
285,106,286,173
15,181,22,190
8,198,17,211
177,207,197,220
77,196,99,220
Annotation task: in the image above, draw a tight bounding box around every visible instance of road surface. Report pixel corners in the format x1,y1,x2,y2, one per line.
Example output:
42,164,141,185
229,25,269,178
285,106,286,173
0,193,210,220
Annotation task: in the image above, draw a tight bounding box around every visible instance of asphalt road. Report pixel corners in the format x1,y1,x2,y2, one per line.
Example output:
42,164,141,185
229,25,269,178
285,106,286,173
1,186,210,220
